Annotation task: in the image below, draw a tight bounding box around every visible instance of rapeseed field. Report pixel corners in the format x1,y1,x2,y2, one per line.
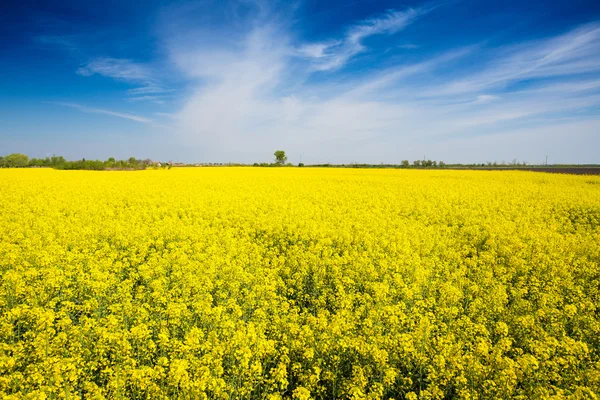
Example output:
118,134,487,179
1,167,599,399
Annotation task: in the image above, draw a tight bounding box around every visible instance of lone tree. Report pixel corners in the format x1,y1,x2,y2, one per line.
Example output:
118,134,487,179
274,150,287,165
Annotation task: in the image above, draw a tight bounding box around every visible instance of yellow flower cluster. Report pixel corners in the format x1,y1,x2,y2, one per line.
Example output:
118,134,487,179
1,167,599,399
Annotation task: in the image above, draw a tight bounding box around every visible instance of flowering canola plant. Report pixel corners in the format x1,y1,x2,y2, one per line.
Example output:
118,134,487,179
1,167,599,399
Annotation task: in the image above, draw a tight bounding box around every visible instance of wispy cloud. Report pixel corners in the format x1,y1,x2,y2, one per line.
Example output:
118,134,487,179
77,57,153,82
517,78,600,94
127,85,172,95
398,44,420,50
472,94,500,104
431,23,600,96
162,6,600,163
347,8,423,43
298,8,427,71
296,41,341,58
127,96,167,105
36,35,78,50
343,46,476,99
77,57,171,103
46,1,599,163
50,101,152,123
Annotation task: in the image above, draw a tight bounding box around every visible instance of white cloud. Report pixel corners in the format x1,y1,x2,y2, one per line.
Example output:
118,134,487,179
298,8,426,71
347,8,422,44
50,102,152,123
154,4,600,164
126,85,171,95
518,78,600,94
77,58,173,104
344,47,475,100
77,57,153,82
473,95,500,104
127,96,167,105
296,41,341,58
431,23,600,96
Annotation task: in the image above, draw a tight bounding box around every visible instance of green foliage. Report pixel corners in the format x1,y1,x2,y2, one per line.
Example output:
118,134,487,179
274,150,288,165
56,159,108,170
0,153,155,171
2,153,29,168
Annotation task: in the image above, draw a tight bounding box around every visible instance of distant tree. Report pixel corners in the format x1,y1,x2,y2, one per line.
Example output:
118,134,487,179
438,161,446,167
274,150,287,165
401,160,410,167
128,157,137,164
50,156,66,166
4,153,29,168
108,157,116,163
413,160,421,167
298,162,304,167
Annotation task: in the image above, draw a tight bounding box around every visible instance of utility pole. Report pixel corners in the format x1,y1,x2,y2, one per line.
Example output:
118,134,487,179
545,155,548,166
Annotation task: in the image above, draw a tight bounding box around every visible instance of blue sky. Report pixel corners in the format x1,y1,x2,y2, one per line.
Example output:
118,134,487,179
1,0,600,164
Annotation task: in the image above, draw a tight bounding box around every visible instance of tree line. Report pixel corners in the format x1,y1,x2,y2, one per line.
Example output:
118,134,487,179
0,154,170,170
0,152,453,170
3,151,594,170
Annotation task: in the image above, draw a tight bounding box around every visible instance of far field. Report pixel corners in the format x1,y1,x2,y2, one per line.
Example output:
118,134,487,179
1,168,599,399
